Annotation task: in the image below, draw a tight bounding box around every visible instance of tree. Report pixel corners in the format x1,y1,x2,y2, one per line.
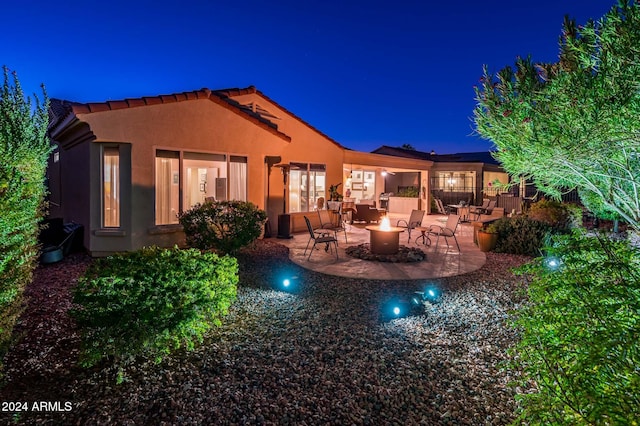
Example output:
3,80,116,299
474,1,640,230
0,66,51,368
400,143,416,150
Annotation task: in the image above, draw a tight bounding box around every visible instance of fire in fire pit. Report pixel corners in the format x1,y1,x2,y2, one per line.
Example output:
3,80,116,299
365,217,405,255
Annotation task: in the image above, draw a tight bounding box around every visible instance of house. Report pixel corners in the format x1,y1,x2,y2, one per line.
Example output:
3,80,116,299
371,145,510,207
47,86,433,256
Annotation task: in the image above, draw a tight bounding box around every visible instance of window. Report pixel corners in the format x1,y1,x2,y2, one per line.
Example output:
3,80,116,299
347,169,376,201
183,152,226,210
103,146,120,227
229,156,247,201
289,163,326,212
431,171,475,193
155,150,248,225
156,150,180,225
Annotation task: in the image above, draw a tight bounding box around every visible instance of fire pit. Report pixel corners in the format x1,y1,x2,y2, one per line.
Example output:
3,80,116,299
365,217,405,255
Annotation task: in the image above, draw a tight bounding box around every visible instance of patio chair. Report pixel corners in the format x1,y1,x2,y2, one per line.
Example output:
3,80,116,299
473,199,496,220
434,198,449,215
425,214,461,251
304,216,338,260
396,209,425,243
317,207,347,244
470,198,490,220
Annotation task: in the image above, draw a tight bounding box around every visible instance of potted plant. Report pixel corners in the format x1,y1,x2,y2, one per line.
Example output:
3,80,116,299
477,221,499,252
329,183,342,201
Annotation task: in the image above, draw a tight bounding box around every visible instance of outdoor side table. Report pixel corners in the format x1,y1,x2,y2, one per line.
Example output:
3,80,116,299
414,226,431,246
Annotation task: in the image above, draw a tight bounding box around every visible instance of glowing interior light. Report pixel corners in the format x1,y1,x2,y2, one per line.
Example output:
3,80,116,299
428,289,435,298
380,216,391,231
283,279,291,287
393,306,401,316
381,170,388,177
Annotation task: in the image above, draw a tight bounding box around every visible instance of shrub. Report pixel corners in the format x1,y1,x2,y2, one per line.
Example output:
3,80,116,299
396,186,419,197
492,216,551,256
71,246,238,372
527,199,581,233
510,231,640,424
0,67,51,369
179,200,267,254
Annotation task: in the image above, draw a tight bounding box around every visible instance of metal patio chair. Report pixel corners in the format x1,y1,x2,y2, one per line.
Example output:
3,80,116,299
304,216,338,260
396,209,425,243
425,214,461,251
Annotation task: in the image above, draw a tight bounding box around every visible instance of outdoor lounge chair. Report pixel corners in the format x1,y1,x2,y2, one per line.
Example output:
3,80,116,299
434,198,449,215
304,216,338,260
396,209,425,243
425,214,461,251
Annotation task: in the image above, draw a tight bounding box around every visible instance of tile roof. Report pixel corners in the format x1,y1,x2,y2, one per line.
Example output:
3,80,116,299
371,145,501,166
49,85,348,148
49,88,291,142
217,86,344,149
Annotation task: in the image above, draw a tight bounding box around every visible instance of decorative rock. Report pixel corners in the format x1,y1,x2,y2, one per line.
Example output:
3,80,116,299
345,243,426,262
0,243,533,425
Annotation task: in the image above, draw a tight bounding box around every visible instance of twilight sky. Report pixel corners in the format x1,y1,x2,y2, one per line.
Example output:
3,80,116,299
5,0,613,154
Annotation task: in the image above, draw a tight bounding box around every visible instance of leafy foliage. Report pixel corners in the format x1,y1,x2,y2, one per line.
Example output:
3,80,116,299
527,199,582,233
492,215,551,256
0,67,51,368
474,2,640,229
71,246,238,372
179,200,267,254
510,231,640,424
396,186,419,197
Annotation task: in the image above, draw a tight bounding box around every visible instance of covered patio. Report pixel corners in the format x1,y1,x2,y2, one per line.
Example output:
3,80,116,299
275,213,486,279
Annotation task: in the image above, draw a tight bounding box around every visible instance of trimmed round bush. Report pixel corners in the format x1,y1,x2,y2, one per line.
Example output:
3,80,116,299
492,216,552,256
71,246,238,370
527,199,582,233
179,200,267,254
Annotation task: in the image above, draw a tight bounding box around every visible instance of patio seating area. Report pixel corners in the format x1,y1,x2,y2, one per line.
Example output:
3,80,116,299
275,213,486,280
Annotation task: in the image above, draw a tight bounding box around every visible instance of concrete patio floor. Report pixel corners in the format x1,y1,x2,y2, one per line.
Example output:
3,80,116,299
272,213,486,280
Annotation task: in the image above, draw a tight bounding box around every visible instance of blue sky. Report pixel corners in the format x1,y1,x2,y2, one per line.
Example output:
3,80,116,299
5,0,613,154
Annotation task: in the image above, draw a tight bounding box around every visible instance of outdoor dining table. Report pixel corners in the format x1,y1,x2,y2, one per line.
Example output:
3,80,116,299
447,204,470,222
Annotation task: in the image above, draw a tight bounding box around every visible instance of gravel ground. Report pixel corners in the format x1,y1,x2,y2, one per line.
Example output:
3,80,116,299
0,240,532,425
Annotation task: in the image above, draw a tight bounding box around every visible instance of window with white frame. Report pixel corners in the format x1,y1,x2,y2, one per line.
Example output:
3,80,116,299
155,150,248,225
289,163,326,212
102,146,120,228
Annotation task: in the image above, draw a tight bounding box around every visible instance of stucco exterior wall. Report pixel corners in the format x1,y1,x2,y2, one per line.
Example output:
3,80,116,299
67,99,291,253
49,91,438,254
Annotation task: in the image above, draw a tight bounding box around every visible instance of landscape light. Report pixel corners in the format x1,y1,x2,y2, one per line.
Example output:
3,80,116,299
274,273,300,293
381,295,424,321
545,256,562,271
416,285,441,304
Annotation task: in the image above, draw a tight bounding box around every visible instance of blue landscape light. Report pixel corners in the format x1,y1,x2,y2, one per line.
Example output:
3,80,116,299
382,295,425,321
416,285,441,304
545,256,562,271
274,274,300,292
